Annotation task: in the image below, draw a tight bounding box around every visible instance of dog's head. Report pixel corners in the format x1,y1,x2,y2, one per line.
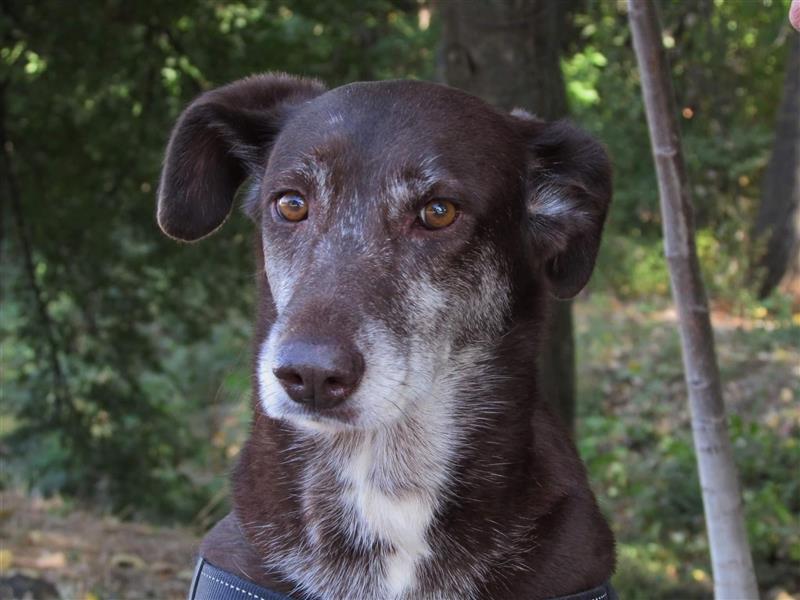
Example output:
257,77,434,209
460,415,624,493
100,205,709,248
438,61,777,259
158,74,611,433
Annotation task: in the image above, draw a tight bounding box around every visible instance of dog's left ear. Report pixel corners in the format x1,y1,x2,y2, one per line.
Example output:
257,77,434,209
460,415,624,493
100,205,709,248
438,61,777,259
157,73,326,242
514,112,612,299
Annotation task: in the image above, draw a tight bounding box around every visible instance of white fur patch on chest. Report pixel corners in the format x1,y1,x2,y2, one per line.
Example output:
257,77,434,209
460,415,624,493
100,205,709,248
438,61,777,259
340,433,437,598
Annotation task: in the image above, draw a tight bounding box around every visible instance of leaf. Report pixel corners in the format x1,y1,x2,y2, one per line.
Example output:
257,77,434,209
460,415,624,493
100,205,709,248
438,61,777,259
34,551,66,569
0,548,13,570
110,552,145,570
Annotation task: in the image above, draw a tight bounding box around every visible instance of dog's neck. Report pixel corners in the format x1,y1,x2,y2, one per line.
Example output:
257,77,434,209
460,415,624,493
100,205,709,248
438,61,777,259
231,327,613,600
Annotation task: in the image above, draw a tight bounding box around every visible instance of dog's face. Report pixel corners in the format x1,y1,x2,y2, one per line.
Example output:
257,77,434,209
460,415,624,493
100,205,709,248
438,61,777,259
157,74,611,434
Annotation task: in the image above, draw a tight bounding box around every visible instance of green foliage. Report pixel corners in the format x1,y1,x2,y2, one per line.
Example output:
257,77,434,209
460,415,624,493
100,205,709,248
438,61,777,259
2,0,436,521
566,0,793,306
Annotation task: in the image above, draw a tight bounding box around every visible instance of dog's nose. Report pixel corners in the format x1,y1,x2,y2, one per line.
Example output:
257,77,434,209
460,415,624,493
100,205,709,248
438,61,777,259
272,338,364,410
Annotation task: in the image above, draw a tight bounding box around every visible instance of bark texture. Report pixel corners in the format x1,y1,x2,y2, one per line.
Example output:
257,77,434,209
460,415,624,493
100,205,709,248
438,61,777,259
437,0,576,429
628,1,759,598
754,33,800,298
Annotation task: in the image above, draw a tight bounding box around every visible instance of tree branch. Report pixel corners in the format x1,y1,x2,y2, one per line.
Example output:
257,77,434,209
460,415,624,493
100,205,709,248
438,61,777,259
0,82,73,419
627,1,758,597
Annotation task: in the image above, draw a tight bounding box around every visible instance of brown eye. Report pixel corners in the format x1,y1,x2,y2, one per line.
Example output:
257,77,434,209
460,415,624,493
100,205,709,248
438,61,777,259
276,193,308,222
419,199,458,229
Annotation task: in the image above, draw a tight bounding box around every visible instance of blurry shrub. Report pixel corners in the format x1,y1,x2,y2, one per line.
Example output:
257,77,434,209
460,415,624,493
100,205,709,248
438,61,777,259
567,1,789,310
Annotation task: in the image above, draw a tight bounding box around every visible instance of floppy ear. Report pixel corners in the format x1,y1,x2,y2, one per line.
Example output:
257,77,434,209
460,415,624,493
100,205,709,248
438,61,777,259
515,112,612,299
157,73,326,242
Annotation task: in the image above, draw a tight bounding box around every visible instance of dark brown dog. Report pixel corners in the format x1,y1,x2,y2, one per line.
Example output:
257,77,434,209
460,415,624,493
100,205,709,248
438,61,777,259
158,73,615,600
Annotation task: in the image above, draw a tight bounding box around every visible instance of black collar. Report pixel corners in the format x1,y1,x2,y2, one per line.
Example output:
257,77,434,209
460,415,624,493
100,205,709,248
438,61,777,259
189,558,619,600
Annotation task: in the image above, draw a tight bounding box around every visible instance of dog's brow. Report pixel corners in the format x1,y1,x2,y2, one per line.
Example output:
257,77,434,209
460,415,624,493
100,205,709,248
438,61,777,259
266,154,333,197
296,155,331,195
384,156,450,216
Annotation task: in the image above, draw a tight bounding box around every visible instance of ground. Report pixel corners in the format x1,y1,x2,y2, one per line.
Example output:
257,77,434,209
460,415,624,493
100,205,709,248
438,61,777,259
0,492,196,600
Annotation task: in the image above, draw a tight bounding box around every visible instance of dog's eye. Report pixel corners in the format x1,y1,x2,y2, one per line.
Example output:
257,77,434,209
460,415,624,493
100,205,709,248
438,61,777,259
419,199,458,229
275,193,308,222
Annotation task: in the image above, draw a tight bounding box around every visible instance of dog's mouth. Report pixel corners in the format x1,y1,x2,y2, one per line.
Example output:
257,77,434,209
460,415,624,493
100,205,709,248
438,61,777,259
279,401,361,432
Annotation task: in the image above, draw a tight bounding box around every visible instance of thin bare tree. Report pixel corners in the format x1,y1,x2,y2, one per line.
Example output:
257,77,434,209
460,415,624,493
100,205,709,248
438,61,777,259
627,1,759,598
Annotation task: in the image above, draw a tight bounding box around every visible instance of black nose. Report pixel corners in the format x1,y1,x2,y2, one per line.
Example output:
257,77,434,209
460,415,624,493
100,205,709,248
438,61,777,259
272,338,364,410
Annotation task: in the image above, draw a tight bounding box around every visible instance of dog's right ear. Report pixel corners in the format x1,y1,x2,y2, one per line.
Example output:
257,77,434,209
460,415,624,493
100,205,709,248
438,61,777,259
513,111,612,300
157,73,326,242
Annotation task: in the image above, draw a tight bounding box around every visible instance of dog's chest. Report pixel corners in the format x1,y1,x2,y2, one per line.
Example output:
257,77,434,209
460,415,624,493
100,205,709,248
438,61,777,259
280,428,455,600
338,437,437,598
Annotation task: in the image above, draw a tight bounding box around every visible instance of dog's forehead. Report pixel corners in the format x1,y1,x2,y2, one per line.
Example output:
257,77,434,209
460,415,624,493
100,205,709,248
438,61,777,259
269,80,523,186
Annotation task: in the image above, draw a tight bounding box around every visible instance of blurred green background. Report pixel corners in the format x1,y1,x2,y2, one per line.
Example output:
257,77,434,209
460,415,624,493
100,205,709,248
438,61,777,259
2,1,798,598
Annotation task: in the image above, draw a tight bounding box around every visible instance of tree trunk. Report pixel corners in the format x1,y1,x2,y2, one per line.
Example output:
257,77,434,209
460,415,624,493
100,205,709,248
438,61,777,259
628,2,759,598
437,0,576,430
753,33,800,299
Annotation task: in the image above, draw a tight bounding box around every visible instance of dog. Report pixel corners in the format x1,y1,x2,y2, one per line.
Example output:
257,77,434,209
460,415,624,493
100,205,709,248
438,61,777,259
158,73,616,600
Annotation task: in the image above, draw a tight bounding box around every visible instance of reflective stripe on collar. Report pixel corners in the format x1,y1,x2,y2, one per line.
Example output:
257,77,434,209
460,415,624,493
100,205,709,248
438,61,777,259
188,558,619,600
188,559,292,600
